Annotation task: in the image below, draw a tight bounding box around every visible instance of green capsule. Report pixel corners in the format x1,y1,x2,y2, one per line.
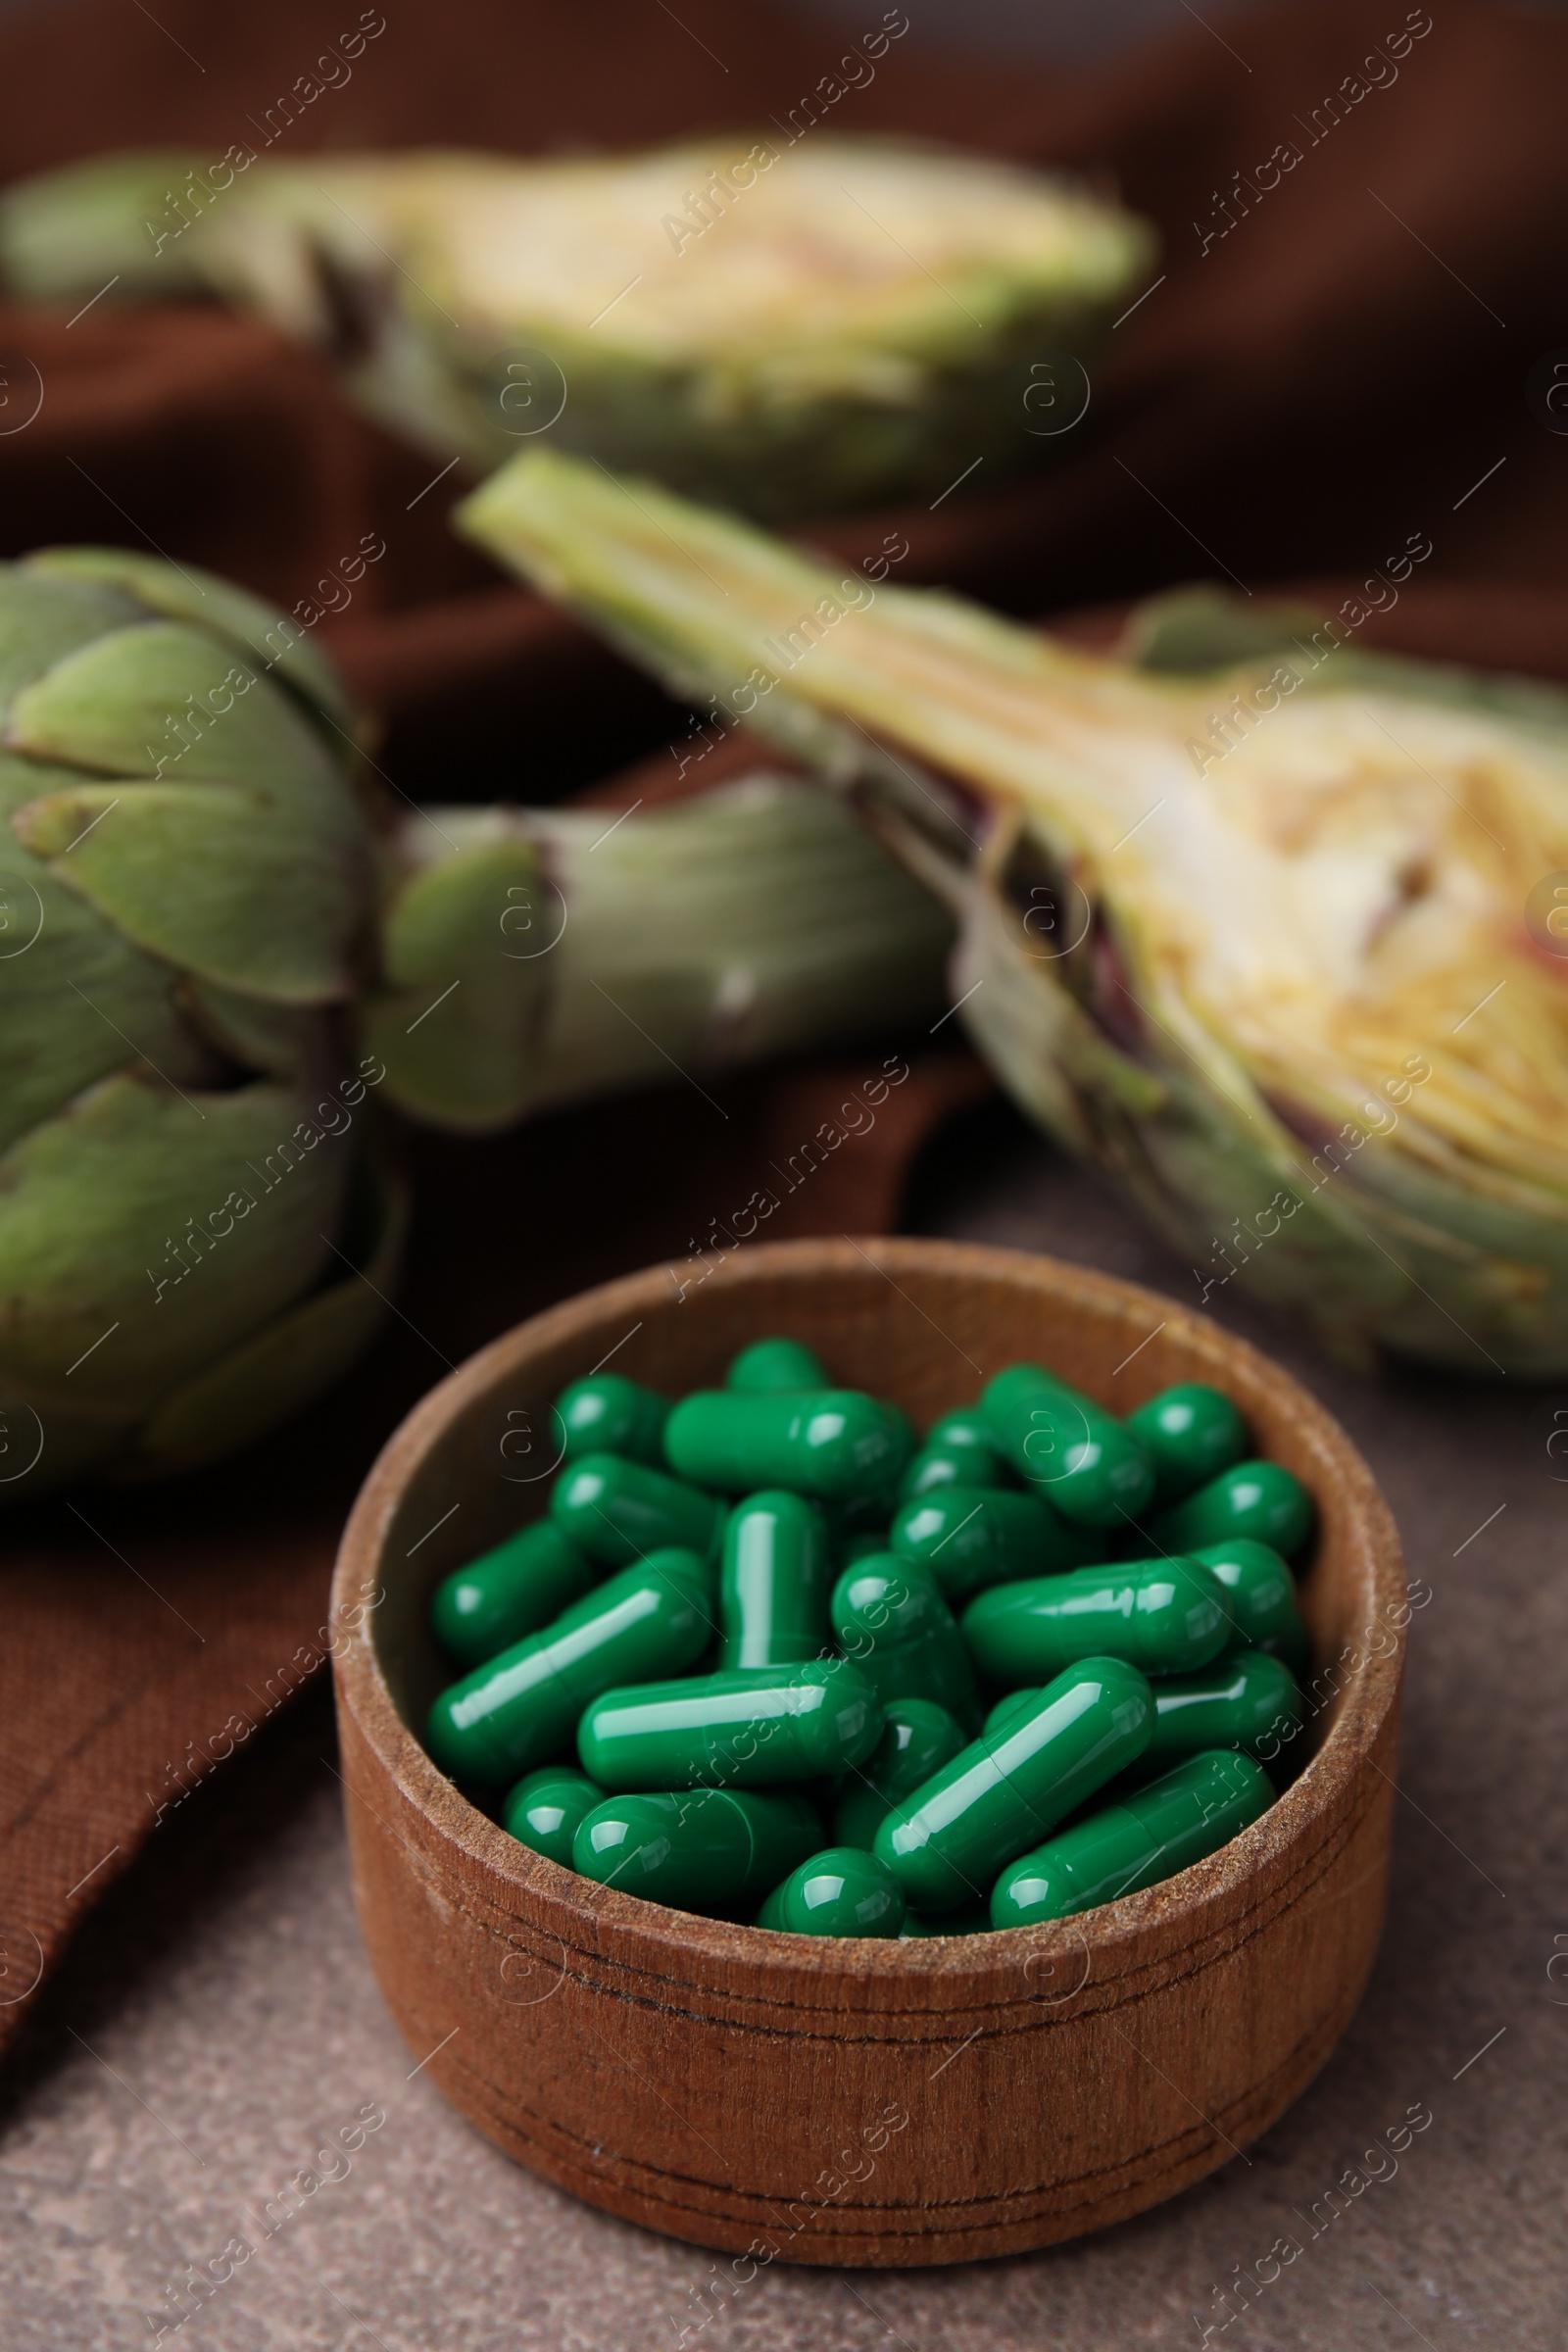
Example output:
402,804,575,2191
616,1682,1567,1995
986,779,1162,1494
1190,1537,1301,1653
550,1450,723,1565
756,1845,906,1936
1124,1383,1249,1507
983,1687,1041,1740
663,1388,912,1501
556,1372,669,1466
430,1520,599,1669
962,1557,1230,1683
990,1748,1273,1928
928,1407,1011,1461
1140,1649,1303,1771
890,1484,1094,1602
718,1489,833,1670
873,1657,1154,1911
852,1402,921,1527
1152,1459,1315,1561
425,1547,715,1787
834,1696,967,1848
502,1767,606,1867
899,1439,1011,1501
577,1657,882,1789
831,1555,979,1724
573,1787,820,1912
899,1903,993,1937
725,1336,829,1392
981,1363,1153,1527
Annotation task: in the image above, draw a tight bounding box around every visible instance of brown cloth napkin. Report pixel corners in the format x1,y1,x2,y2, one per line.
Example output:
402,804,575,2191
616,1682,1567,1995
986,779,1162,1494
3,0,1567,2043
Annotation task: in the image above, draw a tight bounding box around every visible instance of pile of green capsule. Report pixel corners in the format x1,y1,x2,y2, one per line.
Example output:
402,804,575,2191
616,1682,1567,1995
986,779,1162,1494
423,1338,1316,1939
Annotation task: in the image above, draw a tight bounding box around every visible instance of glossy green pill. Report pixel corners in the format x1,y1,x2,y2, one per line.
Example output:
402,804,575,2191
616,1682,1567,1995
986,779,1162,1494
1124,1383,1249,1507
1152,1459,1315,1561
858,1403,920,1522
831,1556,979,1724
873,1657,1154,1912
981,1363,1153,1527
663,1389,911,1501
1140,1649,1303,1771
425,1547,715,1786
718,1490,833,1670
928,1407,1011,1461
578,1657,882,1789
899,1439,1012,1501
835,1696,967,1848
1190,1538,1301,1652
725,1336,829,1392
990,1748,1273,1927
984,1686,1041,1740
903,1430,1010,1505
551,1450,723,1565
430,1520,599,1669
573,1787,819,1912
502,1767,606,1867
556,1373,669,1467
891,1485,1094,1602
756,1846,906,1936
962,1557,1230,1683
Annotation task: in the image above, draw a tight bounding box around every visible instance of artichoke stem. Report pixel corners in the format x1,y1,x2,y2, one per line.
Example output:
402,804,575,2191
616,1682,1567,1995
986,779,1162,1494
359,774,956,1133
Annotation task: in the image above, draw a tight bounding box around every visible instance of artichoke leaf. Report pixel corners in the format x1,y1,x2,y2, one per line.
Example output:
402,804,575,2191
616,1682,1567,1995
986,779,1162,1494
0,569,146,706
4,619,350,806
0,1071,352,1415
134,1149,411,1476
0,756,207,1152
179,980,332,1081
0,148,218,299
28,547,362,749
13,780,364,1003
1117,584,1337,677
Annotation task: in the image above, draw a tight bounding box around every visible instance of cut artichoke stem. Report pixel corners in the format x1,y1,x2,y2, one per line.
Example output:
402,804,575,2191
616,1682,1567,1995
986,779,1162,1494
462,450,1568,1374
0,140,1153,520
359,774,956,1133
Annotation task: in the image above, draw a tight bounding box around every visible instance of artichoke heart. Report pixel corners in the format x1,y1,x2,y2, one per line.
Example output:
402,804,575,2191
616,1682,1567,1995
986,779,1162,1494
0,139,1153,519
461,450,1568,1373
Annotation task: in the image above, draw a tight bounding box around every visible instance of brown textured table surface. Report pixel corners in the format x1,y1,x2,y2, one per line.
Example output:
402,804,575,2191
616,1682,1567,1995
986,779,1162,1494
0,1103,1555,2352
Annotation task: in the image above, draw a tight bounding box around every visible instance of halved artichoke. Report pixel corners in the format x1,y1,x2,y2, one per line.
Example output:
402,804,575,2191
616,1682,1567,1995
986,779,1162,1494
0,547,405,1492
460,449,1568,1375
0,139,1152,519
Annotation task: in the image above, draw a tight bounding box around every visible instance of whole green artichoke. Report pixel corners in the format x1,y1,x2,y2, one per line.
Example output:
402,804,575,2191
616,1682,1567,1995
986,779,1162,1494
0,139,1152,521
0,547,404,1492
460,449,1568,1376
0,544,956,1496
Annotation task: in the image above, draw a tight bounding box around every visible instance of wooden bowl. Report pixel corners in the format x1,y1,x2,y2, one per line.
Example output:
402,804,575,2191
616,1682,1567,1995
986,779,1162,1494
330,1238,1403,2267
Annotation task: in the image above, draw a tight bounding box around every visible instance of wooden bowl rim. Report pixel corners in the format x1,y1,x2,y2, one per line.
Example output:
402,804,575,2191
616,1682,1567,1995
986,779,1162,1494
332,1236,1403,1988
